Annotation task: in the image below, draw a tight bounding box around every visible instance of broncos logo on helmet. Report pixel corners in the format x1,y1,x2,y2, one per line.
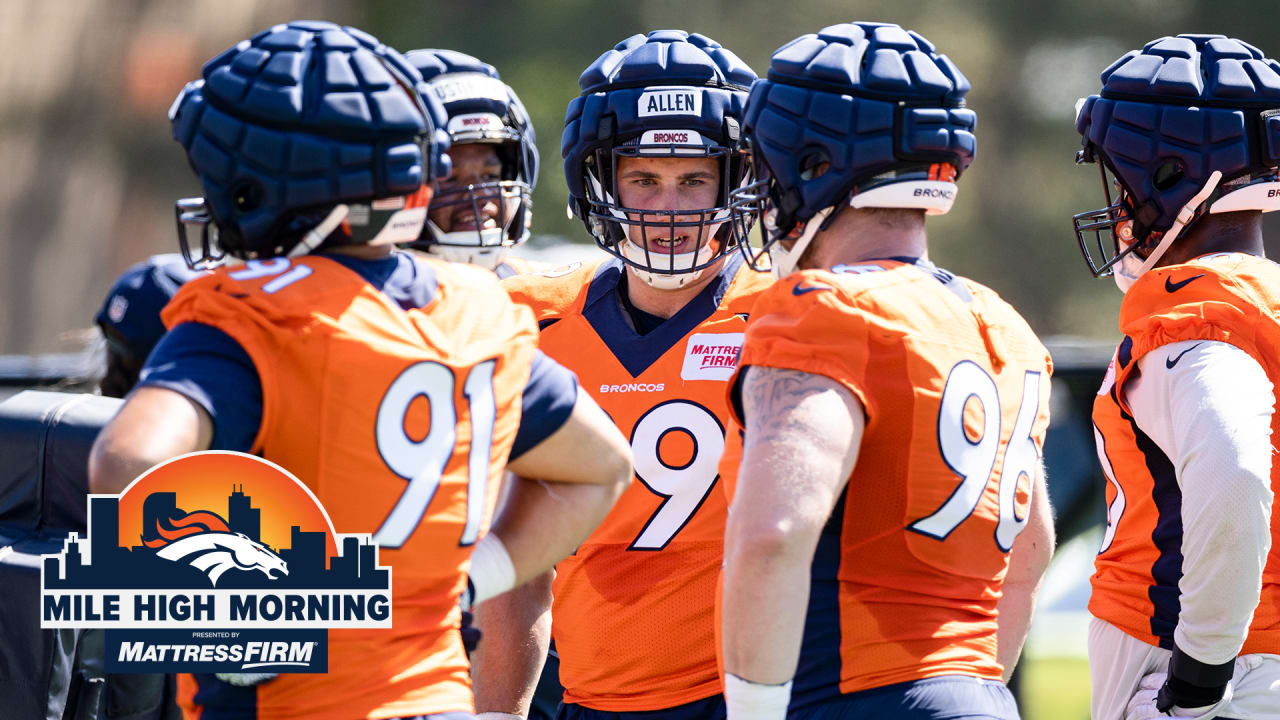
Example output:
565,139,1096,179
142,503,288,587
563,30,757,289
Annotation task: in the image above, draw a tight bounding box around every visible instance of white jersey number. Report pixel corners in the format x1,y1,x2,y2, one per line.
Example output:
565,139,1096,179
909,361,1042,551
228,258,313,293
1093,422,1126,554
373,359,497,549
629,400,725,550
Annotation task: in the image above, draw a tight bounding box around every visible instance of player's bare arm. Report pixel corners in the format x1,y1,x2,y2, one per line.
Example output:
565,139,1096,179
995,464,1054,681
497,389,631,588
722,366,862,695
471,568,554,719
88,385,213,494
466,391,630,717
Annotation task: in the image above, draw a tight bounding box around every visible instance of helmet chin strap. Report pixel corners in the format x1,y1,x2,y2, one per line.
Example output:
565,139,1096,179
288,204,350,258
1114,170,1222,293
621,239,716,289
767,205,829,280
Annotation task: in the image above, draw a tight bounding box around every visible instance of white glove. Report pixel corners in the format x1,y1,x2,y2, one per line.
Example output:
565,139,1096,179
1124,672,1199,720
1124,655,1262,720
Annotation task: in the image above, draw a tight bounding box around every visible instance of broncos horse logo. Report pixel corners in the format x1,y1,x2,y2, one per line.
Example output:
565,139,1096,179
141,495,288,586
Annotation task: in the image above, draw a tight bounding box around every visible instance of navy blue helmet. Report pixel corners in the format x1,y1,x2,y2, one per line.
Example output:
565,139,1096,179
94,254,203,397
169,21,452,268
727,22,975,277
405,49,539,268
563,30,756,288
1073,34,1280,288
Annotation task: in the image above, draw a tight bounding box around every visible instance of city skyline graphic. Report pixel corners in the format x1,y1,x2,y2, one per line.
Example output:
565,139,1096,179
46,484,388,591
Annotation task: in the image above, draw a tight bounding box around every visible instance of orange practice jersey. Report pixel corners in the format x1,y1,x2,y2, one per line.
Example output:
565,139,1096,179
503,255,772,711
717,259,1052,706
165,255,538,719
1091,252,1280,654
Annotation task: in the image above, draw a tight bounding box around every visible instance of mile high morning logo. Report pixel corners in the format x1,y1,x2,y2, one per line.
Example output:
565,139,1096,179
40,452,392,673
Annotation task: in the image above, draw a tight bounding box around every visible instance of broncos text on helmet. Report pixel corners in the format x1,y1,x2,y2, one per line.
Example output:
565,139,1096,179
727,22,976,278
1072,34,1280,291
405,49,539,270
168,21,452,269
562,30,756,289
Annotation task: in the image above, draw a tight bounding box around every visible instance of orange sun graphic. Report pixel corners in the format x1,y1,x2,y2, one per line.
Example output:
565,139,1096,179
112,452,339,560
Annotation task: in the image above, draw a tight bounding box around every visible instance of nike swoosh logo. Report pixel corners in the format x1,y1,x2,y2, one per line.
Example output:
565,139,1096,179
1165,274,1205,292
1166,342,1205,369
792,283,832,296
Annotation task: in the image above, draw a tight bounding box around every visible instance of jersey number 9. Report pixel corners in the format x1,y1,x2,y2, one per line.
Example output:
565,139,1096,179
629,399,725,551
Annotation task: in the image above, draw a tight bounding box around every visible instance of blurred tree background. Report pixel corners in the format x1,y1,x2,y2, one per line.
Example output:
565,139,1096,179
2,0,1279,356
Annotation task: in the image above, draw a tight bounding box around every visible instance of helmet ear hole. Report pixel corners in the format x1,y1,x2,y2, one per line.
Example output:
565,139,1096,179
798,148,831,181
1152,159,1184,191
232,181,264,214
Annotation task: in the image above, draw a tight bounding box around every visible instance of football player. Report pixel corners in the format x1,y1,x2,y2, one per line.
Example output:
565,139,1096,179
405,49,543,278
717,23,1055,720
95,253,202,397
87,21,632,720
403,49,562,720
475,30,771,720
1073,34,1280,720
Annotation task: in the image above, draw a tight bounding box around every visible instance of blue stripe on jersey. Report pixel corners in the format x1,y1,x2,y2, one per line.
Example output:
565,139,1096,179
191,673,257,718
788,486,848,713
510,350,579,460
581,253,743,378
1115,393,1183,648
1117,335,1134,371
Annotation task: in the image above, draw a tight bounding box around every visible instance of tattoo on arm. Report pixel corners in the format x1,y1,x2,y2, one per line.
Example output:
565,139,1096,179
740,367,862,457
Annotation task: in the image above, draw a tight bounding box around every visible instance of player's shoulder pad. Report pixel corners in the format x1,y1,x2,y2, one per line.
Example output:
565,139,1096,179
500,259,601,322
1122,252,1268,325
160,261,316,332
1120,252,1274,361
746,268,877,343
722,261,777,310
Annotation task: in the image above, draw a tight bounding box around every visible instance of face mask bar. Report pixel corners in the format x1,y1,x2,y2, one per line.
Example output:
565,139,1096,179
174,197,225,271
584,142,744,276
426,179,531,247
728,167,778,273
1072,152,1142,278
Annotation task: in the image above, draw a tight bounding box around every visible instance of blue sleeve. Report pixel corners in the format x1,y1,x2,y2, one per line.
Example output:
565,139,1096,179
509,350,578,461
136,322,263,453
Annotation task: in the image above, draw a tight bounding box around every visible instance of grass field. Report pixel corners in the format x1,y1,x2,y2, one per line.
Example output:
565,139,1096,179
1016,530,1098,720
1021,656,1091,720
